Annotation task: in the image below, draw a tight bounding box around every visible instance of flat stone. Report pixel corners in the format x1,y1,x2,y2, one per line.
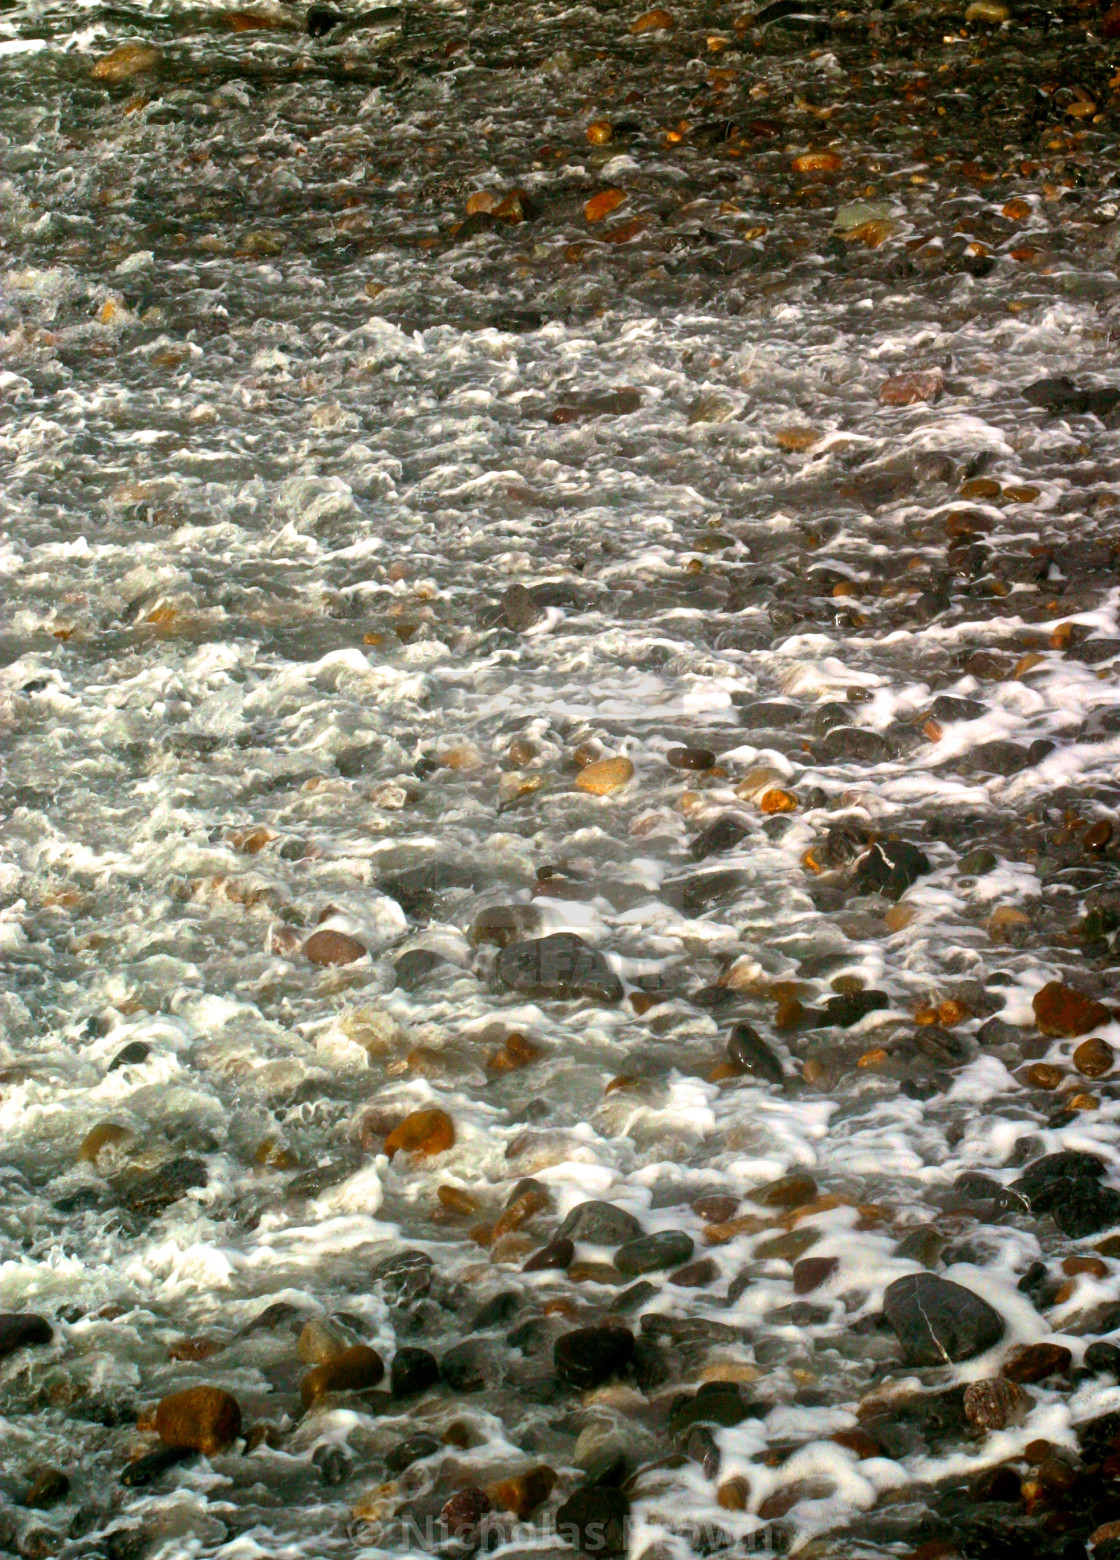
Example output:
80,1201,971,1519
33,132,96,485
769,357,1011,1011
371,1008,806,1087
726,1022,784,1083
554,1325,634,1389
883,1274,1005,1366
496,934,622,1003
556,1200,643,1246
1033,981,1110,1038
155,1386,242,1455
616,1231,695,1276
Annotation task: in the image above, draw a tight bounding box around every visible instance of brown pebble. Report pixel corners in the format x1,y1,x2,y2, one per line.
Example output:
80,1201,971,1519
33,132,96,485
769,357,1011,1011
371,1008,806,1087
301,1344,385,1409
630,6,673,31
567,1261,620,1284
716,1476,750,1510
304,928,367,967
1073,1036,1115,1078
879,369,942,406
1033,980,1110,1038
168,1336,224,1363
666,745,715,771
775,996,803,1031
1002,1342,1072,1383
91,43,161,81
1084,819,1113,852
833,1427,881,1460
750,1172,817,1209
21,1468,70,1509
758,788,798,814
792,150,842,174
154,1386,242,1455
964,1377,1031,1431
669,1257,719,1288
792,1256,838,1294
523,1236,574,1272
486,1466,556,1519
1022,1063,1064,1090
486,1032,543,1073
692,1194,739,1223
384,1109,455,1160
584,189,627,224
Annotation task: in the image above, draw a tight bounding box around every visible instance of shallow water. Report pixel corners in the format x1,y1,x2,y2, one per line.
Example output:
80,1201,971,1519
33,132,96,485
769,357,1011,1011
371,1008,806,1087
4,0,1120,1556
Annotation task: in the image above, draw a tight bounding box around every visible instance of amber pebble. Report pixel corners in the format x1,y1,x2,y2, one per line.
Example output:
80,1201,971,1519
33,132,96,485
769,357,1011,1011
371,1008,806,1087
1003,198,1031,221
964,1377,1030,1431
1085,819,1114,852
384,1108,455,1160
758,788,798,814
833,1427,881,1459
629,993,659,1016
1062,1255,1108,1279
702,1212,768,1246
1068,1092,1099,1111
490,1186,550,1242
154,1386,242,1454
666,745,715,771
587,120,613,145
791,151,842,174
567,1261,620,1284
78,1122,133,1163
466,191,501,216
1022,1063,1063,1090
91,43,162,81
437,1184,478,1216
750,1172,818,1209
716,1477,750,1510
710,1061,744,1083
168,1336,224,1363
487,1466,556,1520
1014,652,1046,679
301,1344,385,1408
576,756,634,794
884,904,916,932
630,6,674,30
304,928,367,967
775,996,803,1031
879,369,943,406
1002,1342,1072,1383
585,189,627,223
1073,1036,1115,1078
1034,981,1110,1037
775,427,822,452
858,1048,889,1069
1003,484,1040,503
487,1032,543,1073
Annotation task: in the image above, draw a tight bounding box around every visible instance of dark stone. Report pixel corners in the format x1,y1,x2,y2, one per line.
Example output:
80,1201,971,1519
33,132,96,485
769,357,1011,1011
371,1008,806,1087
336,743,380,777
314,1444,352,1485
391,1346,440,1397
523,1238,574,1272
668,1382,752,1439
555,1487,630,1555
501,584,544,633
1011,1152,1120,1237
667,869,748,914
793,1256,838,1294
685,1425,721,1478
726,1022,784,1083
120,1445,194,1487
441,1339,502,1393
815,990,890,1027
441,1487,493,1539
385,1434,442,1474
549,389,642,423
615,1232,695,1277
20,1469,70,1509
554,1326,634,1390
556,1201,642,1247
1023,376,1120,418
240,1301,304,1336
962,740,1032,777
307,4,343,34
116,1156,207,1219
670,1258,719,1288
883,1274,1005,1366
472,1292,520,1330
284,1158,358,1200
862,1385,969,1459
0,1314,52,1359
815,727,894,765
736,701,803,729
1085,1341,1120,1375
610,1281,658,1313
928,695,986,723
107,1041,150,1071
496,934,622,1003
394,949,452,990
690,815,749,862
856,840,931,900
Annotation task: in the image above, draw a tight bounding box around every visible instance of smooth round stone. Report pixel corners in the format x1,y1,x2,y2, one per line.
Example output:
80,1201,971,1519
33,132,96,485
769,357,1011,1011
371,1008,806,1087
615,1231,695,1276
391,1346,440,1397
883,1274,1005,1366
556,1200,643,1247
666,746,716,771
554,1325,634,1389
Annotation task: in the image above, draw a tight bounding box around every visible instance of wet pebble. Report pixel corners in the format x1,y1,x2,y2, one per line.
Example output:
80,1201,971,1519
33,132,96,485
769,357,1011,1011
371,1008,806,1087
154,1387,242,1455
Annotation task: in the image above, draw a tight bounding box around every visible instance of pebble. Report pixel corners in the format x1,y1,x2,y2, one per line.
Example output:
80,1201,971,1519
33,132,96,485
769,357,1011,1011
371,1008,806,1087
554,1324,634,1388
440,1488,492,1537
586,120,613,145
963,1378,1030,1431
304,928,367,966
496,934,623,1003
666,745,715,770
616,1230,694,1274
793,1256,838,1293
879,369,944,407
154,1386,242,1455
584,189,627,224
0,1314,52,1359
108,1040,150,1071
726,1021,785,1083
391,1346,440,1396
630,7,673,31
20,1468,70,1509
301,1343,385,1407
883,1274,1005,1365
77,1122,133,1163
670,1257,719,1287
523,1236,574,1271
384,1108,455,1159
90,43,162,82
486,1465,556,1519
1033,981,1110,1037
297,1318,357,1365
1074,1037,1115,1077
555,1487,630,1553
1001,1342,1072,1383
575,756,634,795
557,1200,643,1245
966,0,1010,18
